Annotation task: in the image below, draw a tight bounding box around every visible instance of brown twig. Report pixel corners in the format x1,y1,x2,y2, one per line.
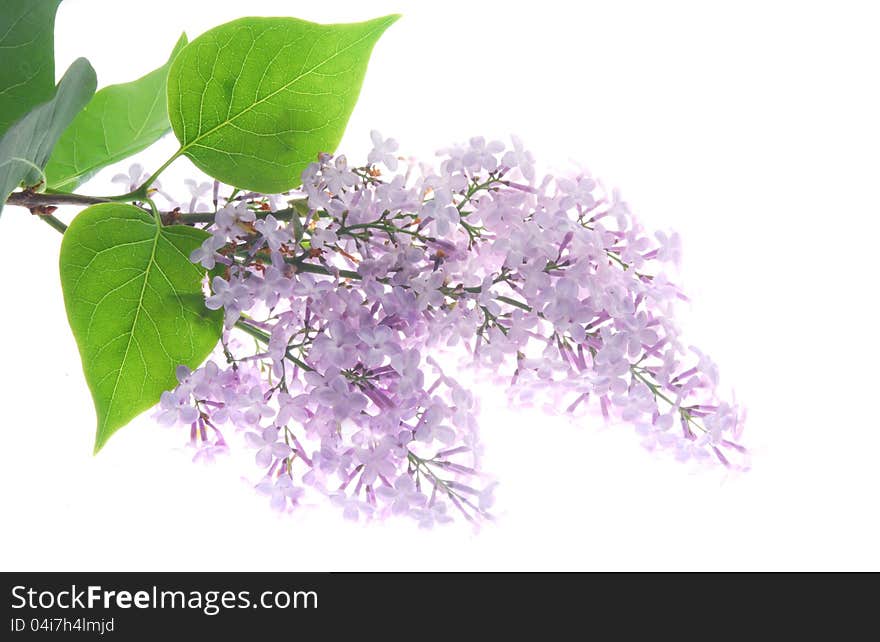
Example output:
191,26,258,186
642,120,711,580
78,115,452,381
5,189,112,209
6,189,310,230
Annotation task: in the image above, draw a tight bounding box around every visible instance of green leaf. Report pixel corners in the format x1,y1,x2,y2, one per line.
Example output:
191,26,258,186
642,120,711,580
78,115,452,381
45,33,188,192
167,14,399,193
0,58,97,217
59,203,223,452
0,0,62,138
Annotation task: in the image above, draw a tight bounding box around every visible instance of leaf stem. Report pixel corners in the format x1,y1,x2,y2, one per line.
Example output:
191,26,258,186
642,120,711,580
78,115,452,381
38,214,68,234
145,198,162,226
140,147,183,192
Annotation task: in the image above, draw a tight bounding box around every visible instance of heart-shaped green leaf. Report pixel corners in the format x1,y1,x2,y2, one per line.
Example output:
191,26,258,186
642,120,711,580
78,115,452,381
59,203,223,452
45,33,188,192
0,58,96,217
167,14,398,193
0,0,62,138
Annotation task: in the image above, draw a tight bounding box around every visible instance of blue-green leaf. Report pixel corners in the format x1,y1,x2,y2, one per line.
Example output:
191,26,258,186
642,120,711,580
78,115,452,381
0,58,97,217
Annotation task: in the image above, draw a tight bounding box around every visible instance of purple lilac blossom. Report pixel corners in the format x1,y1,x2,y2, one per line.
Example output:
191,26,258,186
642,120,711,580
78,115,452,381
154,132,746,526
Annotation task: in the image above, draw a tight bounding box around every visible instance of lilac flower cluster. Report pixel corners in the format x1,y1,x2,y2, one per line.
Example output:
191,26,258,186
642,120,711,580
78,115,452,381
156,132,746,525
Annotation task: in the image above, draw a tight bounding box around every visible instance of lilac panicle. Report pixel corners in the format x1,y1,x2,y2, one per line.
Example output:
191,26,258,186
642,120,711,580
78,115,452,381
151,131,746,526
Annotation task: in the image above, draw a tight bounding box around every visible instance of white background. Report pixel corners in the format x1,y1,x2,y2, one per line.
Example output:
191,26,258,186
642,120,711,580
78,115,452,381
1,0,878,570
